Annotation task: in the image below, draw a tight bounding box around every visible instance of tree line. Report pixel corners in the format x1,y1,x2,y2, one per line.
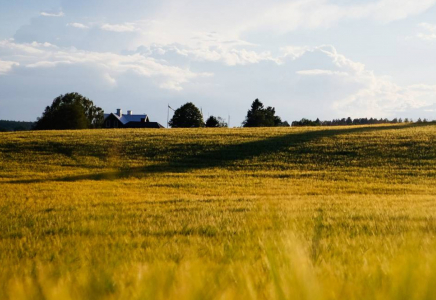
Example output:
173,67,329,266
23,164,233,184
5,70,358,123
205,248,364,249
0,120,35,132
27,92,434,130
292,117,433,127
32,93,290,129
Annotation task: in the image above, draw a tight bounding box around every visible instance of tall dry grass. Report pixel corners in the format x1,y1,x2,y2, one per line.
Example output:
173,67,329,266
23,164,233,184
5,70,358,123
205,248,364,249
1,124,436,299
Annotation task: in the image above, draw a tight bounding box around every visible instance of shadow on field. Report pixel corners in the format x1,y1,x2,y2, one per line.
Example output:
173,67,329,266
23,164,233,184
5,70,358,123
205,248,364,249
7,123,433,184
1,141,106,159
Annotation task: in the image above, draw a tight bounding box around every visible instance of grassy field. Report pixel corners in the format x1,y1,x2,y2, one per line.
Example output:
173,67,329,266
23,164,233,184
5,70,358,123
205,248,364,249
1,124,436,299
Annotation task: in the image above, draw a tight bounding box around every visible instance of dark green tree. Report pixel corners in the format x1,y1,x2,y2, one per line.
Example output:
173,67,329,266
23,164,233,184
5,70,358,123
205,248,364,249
205,116,228,128
169,102,204,128
34,93,104,130
242,99,286,127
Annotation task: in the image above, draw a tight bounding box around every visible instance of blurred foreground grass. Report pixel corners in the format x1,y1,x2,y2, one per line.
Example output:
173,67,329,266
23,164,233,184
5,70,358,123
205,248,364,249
1,124,436,299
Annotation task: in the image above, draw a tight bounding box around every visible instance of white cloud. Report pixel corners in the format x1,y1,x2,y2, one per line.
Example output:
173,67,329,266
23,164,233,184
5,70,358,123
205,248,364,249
417,22,436,40
143,43,436,118
101,23,138,33
40,11,65,17
11,1,436,54
155,45,278,66
318,47,436,116
1,37,436,121
0,40,45,54
0,60,19,74
280,46,311,61
2,0,436,123
26,61,72,68
334,80,436,117
297,69,349,76
417,33,436,40
0,39,209,91
67,23,89,29
134,0,436,46
30,41,58,48
278,44,436,117
319,45,366,74
419,22,436,31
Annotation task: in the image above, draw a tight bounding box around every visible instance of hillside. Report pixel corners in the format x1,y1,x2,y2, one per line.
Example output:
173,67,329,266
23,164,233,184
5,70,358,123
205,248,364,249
1,124,436,300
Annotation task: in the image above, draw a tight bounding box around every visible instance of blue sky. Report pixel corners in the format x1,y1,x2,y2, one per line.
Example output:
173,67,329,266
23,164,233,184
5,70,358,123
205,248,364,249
1,0,436,125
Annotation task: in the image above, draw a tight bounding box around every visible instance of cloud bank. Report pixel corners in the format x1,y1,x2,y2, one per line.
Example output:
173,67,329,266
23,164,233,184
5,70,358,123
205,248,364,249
418,22,436,40
2,37,436,124
1,0,436,123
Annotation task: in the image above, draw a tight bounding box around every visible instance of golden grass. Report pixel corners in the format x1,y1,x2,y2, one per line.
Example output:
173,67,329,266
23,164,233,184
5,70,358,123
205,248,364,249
1,124,436,299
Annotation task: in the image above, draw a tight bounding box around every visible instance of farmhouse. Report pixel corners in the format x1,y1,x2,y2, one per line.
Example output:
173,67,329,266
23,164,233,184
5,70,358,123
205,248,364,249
104,109,164,129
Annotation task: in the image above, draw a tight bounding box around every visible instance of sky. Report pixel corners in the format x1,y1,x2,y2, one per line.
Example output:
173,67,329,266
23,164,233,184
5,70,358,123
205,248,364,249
1,0,436,125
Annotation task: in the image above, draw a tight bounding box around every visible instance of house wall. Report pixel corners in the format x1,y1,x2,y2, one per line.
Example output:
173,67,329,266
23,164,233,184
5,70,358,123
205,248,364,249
104,115,122,128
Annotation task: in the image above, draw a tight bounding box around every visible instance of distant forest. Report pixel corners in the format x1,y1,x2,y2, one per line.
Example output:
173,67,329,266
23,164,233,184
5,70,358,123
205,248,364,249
291,117,433,127
0,120,35,132
1,116,434,131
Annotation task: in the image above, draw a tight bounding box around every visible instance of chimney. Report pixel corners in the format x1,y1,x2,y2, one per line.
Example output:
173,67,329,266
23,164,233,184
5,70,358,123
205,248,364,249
127,110,133,115
116,109,122,117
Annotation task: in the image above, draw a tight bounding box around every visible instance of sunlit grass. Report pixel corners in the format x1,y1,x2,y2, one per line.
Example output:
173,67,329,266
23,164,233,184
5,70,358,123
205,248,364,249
1,124,436,299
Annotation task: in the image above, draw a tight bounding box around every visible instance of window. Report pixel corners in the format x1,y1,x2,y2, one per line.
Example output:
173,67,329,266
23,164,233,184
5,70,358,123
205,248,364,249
105,120,110,128
113,120,118,128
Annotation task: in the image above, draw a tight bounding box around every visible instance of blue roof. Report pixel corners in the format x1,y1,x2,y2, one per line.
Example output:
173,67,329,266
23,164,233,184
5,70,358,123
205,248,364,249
104,113,149,125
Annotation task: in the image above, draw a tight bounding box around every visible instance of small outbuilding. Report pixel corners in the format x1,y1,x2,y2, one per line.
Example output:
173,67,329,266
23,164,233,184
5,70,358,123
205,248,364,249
104,109,164,129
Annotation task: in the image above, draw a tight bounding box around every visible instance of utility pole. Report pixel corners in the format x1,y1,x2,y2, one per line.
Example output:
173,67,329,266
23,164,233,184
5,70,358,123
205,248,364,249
167,104,175,128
